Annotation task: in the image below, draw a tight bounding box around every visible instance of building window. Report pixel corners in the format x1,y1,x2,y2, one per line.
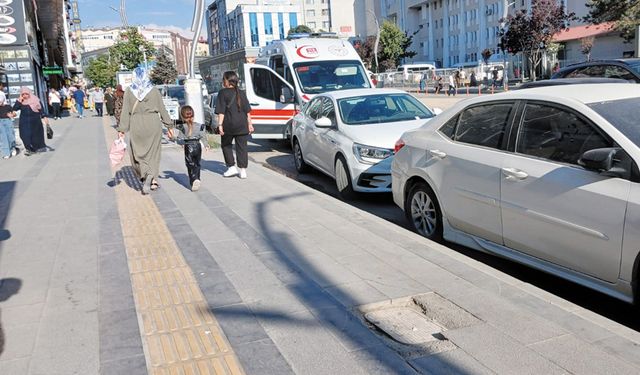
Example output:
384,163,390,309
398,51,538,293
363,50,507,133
308,22,316,29
321,9,329,16
249,13,259,47
290,13,298,28
307,10,315,17
306,0,314,3
264,13,273,35
278,13,284,38
322,21,330,30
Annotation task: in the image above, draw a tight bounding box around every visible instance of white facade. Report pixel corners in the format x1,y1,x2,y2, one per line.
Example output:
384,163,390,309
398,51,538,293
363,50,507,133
380,0,589,68
79,28,121,52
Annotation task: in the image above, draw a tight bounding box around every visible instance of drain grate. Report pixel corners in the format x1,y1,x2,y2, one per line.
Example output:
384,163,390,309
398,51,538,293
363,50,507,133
365,307,444,345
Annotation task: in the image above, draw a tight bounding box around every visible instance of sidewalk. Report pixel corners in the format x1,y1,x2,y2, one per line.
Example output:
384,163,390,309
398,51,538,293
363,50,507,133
1,114,640,374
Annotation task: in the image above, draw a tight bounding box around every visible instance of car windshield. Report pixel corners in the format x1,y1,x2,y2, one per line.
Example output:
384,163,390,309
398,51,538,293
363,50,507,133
294,60,370,94
588,97,640,146
338,94,434,125
166,87,185,102
627,61,640,75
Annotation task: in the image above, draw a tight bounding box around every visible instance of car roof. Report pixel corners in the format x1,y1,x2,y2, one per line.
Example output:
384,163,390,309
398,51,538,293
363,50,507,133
517,78,630,89
470,83,640,105
320,88,412,99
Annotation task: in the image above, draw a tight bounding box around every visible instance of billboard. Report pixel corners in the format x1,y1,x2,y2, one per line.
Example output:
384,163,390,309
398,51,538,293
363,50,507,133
0,0,26,46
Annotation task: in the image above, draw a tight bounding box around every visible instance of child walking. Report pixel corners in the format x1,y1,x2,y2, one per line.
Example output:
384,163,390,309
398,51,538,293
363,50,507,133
173,105,208,191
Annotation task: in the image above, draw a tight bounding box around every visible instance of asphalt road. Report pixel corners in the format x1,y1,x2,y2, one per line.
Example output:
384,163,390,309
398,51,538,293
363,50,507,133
246,93,640,331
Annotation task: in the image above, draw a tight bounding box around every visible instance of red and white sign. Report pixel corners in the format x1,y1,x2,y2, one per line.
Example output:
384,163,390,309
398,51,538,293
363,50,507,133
340,26,352,33
296,45,319,59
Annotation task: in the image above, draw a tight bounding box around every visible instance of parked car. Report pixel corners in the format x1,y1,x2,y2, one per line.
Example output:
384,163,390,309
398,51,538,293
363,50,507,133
551,59,640,83
392,83,640,303
292,88,438,198
157,85,214,130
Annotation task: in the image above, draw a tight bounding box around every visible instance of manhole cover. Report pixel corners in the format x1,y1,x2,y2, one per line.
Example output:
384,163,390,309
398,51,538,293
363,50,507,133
365,307,443,345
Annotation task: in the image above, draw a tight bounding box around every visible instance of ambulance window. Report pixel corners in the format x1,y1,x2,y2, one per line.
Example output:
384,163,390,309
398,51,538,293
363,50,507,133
271,56,285,77
251,68,276,101
285,66,295,88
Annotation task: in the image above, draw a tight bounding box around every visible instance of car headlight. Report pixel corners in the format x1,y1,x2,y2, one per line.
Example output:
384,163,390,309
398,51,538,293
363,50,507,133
353,143,393,164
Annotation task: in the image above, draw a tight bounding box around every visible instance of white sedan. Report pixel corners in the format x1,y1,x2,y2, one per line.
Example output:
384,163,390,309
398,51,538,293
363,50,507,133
292,88,437,198
392,83,640,303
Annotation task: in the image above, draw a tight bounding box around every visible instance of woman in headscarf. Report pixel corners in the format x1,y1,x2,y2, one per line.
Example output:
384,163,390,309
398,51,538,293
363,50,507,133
117,68,173,195
13,87,48,156
113,85,125,125
105,87,116,116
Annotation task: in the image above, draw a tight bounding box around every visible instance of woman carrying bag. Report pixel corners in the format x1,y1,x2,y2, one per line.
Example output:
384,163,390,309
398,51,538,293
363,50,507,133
215,71,253,179
13,87,48,156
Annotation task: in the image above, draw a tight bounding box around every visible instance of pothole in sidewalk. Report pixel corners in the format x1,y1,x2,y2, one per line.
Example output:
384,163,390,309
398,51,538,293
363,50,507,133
358,292,480,359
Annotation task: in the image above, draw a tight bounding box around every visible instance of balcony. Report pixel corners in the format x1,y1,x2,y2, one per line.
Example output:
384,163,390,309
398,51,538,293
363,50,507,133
35,0,70,67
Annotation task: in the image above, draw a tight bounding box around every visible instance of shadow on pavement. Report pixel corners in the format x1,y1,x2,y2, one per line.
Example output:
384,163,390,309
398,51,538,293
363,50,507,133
0,278,22,357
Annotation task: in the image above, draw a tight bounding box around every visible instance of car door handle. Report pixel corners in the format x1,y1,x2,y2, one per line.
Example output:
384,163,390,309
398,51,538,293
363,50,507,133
429,149,447,158
250,102,260,106
502,167,529,180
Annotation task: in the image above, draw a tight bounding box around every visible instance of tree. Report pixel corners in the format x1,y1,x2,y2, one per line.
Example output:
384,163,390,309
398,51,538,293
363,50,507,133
109,27,155,70
584,0,640,42
288,25,313,36
501,0,574,81
150,50,178,85
84,55,119,88
580,36,595,61
378,21,416,71
354,36,377,70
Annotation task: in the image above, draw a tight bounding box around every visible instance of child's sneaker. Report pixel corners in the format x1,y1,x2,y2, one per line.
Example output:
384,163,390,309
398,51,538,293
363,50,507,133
239,168,247,179
10,148,17,157
191,179,201,192
223,166,239,177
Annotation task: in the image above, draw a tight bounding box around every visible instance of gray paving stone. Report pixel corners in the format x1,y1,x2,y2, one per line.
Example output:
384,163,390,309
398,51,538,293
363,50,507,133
226,268,282,292
325,281,389,308
310,306,382,352
233,339,294,375
100,354,148,375
288,282,342,311
254,252,306,286
99,308,144,362
0,303,44,328
442,287,567,346
293,253,362,288
243,285,309,315
409,349,494,375
197,272,243,308
444,323,566,374
347,344,418,375
594,335,640,368
530,334,639,375
0,357,30,374
0,323,38,360
212,303,270,346
204,239,269,273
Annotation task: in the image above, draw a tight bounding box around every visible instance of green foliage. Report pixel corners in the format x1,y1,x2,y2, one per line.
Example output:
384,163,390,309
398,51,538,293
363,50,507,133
150,50,178,85
109,27,155,70
84,55,118,88
378,21,416,70
288,25,313,35
502,0,574,80
585,0,640,42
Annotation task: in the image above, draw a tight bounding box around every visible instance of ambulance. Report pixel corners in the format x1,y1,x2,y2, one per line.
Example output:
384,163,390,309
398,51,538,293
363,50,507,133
243,34,373,139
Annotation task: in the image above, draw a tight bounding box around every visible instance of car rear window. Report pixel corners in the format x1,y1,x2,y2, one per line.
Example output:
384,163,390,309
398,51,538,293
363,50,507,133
588,97,640,146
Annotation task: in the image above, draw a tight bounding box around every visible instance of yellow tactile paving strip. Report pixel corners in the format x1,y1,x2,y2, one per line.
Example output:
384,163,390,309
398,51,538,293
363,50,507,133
103,121,245,375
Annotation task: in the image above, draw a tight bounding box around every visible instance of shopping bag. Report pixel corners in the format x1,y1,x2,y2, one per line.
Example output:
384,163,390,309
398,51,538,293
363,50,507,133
109,136,127,167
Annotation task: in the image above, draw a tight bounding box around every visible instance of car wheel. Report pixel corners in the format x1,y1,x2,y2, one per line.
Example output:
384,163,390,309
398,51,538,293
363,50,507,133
405,182,442,241
335,155,356,200
293,139,309,173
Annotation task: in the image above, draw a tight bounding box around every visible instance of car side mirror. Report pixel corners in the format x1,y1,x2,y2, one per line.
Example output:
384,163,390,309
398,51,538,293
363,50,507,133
432,107,443,115
579,147,627,177
280,87,294,104
314,117,333,128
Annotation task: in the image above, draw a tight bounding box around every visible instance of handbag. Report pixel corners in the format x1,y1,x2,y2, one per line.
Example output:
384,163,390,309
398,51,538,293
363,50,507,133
46,124,53,139
109,136,127,167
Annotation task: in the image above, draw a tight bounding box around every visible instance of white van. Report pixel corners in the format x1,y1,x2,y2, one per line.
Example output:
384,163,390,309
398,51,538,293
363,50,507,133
397,63,436,80
243,35,372,139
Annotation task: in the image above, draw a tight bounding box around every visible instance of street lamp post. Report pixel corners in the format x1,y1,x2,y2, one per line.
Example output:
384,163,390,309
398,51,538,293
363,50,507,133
367,9,380,73
501,0,515,90
184,0,206,126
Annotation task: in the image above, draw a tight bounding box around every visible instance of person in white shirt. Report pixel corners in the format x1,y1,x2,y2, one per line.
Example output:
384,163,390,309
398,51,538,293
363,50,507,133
48,88,62,120
93,87,105,117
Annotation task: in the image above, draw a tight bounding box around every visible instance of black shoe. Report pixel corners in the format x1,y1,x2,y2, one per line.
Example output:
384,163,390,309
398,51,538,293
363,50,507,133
24,150,32,156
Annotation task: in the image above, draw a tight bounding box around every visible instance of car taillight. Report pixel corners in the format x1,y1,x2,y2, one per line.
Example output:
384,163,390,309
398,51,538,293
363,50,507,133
394,139,405,154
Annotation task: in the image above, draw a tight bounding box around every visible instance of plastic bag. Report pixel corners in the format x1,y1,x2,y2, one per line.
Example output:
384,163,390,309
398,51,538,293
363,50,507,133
109,136,127,167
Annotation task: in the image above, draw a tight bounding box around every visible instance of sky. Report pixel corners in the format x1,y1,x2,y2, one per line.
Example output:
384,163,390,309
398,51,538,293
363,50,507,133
77,0,199,37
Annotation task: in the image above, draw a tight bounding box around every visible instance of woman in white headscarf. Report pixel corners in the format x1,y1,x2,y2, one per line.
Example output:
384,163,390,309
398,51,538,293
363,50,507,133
117,67,173,194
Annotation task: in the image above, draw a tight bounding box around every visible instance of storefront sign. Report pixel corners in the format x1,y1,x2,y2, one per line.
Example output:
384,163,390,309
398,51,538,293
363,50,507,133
0,0,26,46
43,66,63,76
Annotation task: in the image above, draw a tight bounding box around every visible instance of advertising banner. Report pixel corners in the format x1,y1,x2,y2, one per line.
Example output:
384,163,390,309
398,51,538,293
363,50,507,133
0,0,26,46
